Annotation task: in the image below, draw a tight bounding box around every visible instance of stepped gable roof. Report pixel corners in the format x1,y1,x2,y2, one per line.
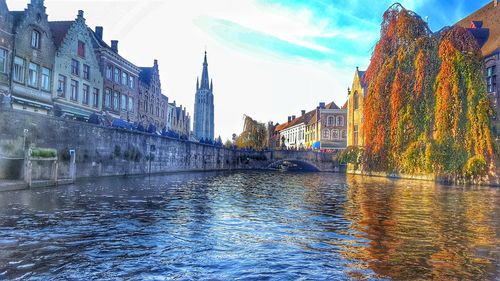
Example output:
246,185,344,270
456,1,500,56
48,21,73,48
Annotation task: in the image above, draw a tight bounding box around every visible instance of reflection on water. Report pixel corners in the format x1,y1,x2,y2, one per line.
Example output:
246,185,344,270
0,171,498,280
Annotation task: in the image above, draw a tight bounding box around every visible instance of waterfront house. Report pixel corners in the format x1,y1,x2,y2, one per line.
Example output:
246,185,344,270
138,59,168,131
89,26,140,123
166,100,191,139
49,11,103,120
456,0,500,137
306,102,347,150
10,0,56,115
0,0,13,102
347,67,367,147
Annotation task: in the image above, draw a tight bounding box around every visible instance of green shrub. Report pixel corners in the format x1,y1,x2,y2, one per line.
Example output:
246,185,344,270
31,148,57,158
463,156,488,181
338,146,363,170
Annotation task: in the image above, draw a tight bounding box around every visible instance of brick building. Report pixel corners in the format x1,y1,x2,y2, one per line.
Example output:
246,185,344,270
90,26,140,123
347,67,367,147
138,60,168,131
0,0,13,102
49,10,103,120
10,0,56,115
166,100,191,139
457,0,500,137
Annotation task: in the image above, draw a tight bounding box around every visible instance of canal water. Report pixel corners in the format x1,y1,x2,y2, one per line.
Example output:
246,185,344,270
0,171,498,280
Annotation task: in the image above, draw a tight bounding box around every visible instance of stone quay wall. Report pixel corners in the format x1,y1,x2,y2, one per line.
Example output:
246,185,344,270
0,109,267,181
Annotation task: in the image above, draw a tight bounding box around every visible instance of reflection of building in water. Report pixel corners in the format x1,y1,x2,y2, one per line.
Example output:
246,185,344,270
342,175,499,280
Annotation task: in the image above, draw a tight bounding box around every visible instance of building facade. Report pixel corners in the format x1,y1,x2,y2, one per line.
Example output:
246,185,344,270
0,0,13,104
193,51,214,141
347,67,367,147
50,11,103,120
138,59,168,131
457,1,499,137
166,101,191,139
10,0,56,114
90,26,140,123
277,102,347,151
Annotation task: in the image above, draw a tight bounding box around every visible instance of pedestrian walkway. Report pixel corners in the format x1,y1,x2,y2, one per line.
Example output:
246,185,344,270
0,180,27,192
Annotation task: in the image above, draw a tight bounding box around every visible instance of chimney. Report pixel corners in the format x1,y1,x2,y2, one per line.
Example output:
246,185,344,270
301,110,306,116
288,116,292,122
111,40,118,53
292,115,296,120
154,59,158,67
77,10,84,19
319,102,325,109
31,0,44,6
95,26,103,41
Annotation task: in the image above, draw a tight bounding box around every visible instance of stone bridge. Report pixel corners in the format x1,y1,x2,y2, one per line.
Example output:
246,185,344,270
262,150,341,172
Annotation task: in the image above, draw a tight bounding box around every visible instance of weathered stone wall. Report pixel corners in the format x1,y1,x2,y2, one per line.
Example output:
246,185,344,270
0,109,267,180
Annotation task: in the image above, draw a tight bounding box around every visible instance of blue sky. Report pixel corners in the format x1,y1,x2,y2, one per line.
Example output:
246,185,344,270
7,0,491,140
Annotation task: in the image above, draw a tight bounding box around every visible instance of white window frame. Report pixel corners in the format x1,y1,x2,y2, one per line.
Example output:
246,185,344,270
13,56,25,83
28,62,39,87
0,48,7,73
41,67,50,91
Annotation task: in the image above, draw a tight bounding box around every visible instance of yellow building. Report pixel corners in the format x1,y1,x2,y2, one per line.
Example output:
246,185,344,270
347,67,367,147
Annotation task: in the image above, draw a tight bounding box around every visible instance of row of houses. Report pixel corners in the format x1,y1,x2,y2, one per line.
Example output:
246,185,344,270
0,0,190,138
270,101,348,151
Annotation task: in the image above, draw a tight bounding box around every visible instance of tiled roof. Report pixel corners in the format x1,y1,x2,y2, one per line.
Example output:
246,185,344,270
48,21,73,48
341,101,348,109
88,27,111,50
358,70,367,88
456,2,500,56
139,67,153,85
325,101,340,110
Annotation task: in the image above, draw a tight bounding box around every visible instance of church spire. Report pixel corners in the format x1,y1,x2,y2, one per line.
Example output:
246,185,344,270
200,51,210,90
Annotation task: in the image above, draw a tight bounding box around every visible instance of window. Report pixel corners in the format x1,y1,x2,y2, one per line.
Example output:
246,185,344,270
77,40,85,58
92,88,99,108
353,91,359,110
121,72,128,85
13,57,25,82
71,59,79,76
332,129,339,140
105,88,112,108
336,116,344,126
487,66,496,93
128,97,134,112
83,64,90,80
327,116,334,126
31,30,41,49
82,84,90,105
114,67,120,82
0,48,6,73
41,67,50,91
70,80,78,101
129,76,134,89
323,130,330,139
341,130,347,139
28,62,38,87
58,75,66,97
113,91,119,110
121,94,127,111
353,125,359,146
106,65,113,80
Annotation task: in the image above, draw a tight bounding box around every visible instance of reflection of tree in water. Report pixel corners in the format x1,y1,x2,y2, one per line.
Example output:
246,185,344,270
342,174,499,280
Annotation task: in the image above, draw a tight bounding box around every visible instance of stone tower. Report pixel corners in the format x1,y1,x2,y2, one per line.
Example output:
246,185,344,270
193,51,214,141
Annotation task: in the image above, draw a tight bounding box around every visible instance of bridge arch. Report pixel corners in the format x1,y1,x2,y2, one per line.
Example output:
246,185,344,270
267,159,321,172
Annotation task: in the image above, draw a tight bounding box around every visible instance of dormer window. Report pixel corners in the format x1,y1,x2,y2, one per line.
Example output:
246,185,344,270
31,30,41,49
77,40,85,58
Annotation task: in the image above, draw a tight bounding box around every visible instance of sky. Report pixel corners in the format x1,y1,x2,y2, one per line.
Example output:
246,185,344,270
6,0,492,140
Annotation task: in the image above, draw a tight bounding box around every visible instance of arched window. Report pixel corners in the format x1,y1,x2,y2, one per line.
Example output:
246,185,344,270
341,130,347,139
327,116,334,126
336,116,344,126
353,91,359,110
332,129,339,140
323,129,330,139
